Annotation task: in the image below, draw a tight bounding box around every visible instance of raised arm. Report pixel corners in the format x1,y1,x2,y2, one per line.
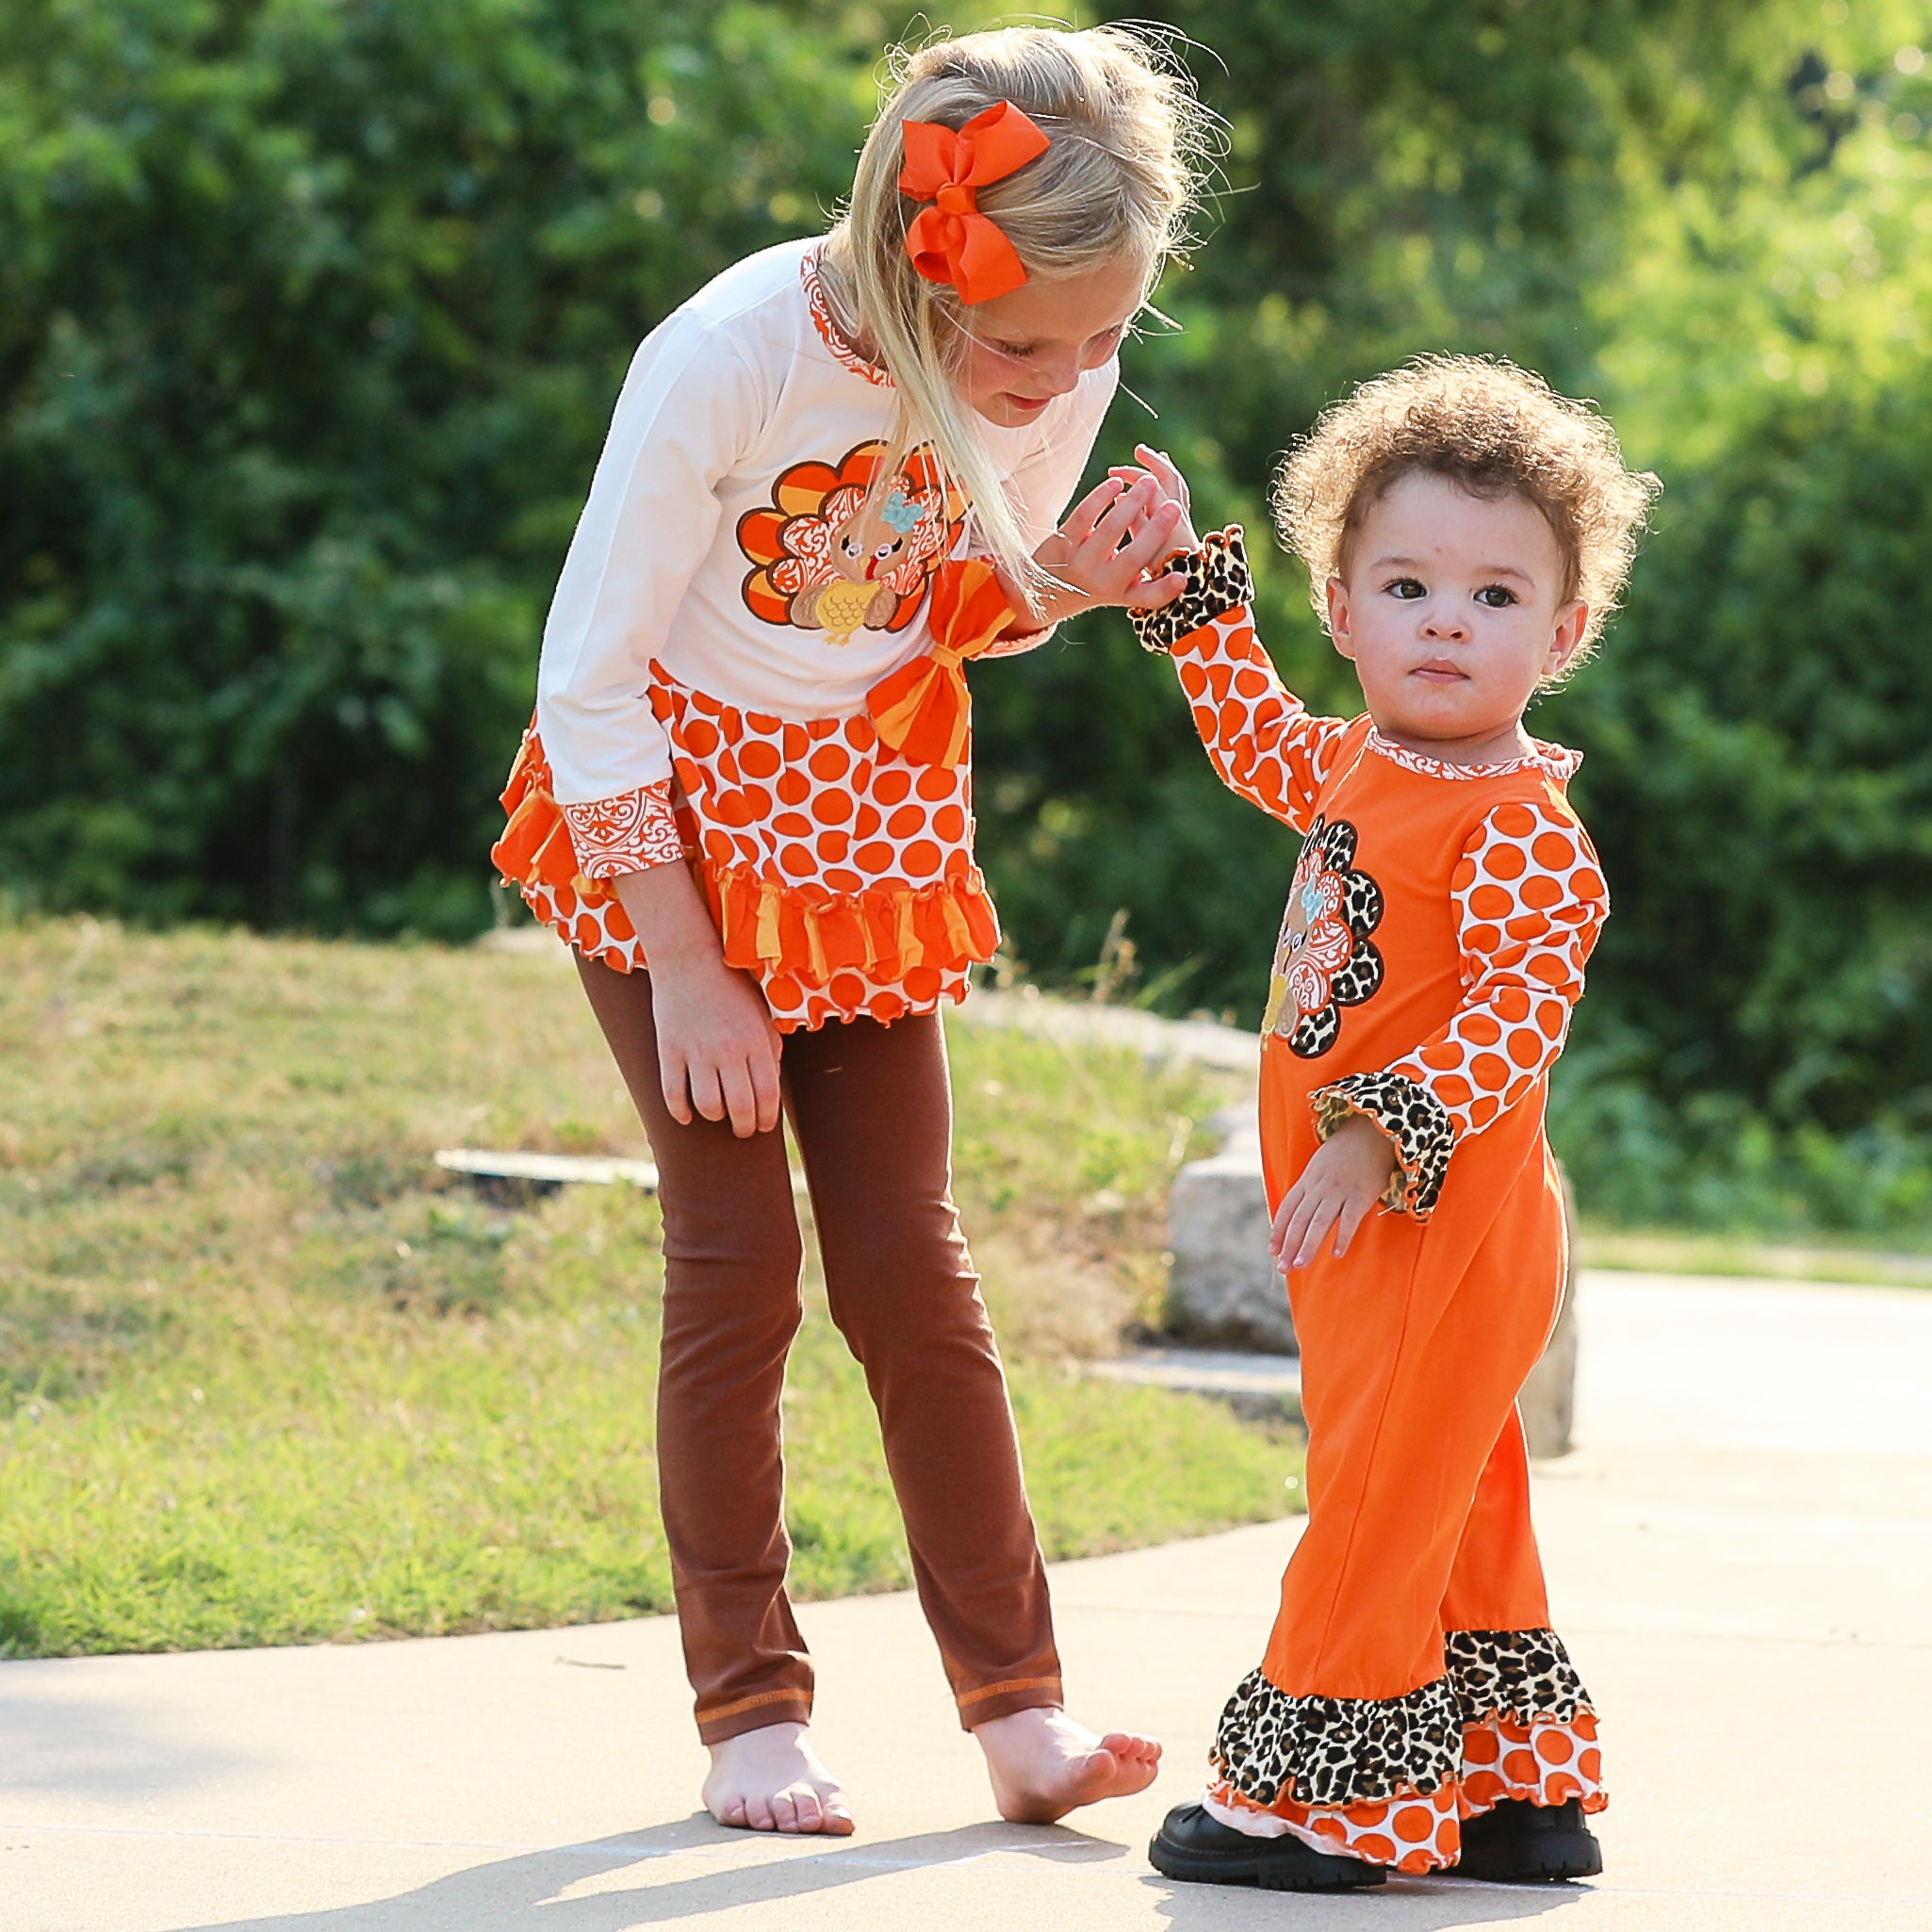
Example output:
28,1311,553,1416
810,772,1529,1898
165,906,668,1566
1130,529,1352,834
1311,799,1610,1218
977,359,1122,659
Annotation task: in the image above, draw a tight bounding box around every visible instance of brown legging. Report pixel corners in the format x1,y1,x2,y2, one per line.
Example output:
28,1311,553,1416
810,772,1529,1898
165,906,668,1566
577,958,1061,1744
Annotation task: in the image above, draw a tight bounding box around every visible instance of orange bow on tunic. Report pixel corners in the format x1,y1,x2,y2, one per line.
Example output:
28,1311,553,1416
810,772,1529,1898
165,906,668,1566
864,558,1021,767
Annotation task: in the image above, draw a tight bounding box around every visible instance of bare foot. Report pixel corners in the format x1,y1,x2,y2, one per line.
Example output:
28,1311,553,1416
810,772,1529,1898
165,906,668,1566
974,1706,1163,1825
701,1721,855,1835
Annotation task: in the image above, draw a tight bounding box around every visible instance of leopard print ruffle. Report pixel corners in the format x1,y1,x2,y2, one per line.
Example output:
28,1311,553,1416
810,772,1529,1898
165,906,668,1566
1446,1628,1591,1727
1129,526,1254,654
1313,1070,1455,1218
1210,1666,1462,1809
1210,1629,1594,1814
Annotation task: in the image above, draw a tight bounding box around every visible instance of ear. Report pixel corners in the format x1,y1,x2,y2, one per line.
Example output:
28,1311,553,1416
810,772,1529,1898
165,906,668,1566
1325,576,1357,662
1546,599,1588,678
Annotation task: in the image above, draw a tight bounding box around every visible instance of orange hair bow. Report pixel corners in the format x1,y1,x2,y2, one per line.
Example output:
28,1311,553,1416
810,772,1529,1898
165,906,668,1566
898,101,1051,305
864,559,1019,766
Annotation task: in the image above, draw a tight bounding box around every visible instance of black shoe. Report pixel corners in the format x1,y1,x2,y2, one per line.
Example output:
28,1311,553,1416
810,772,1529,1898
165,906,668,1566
1453,1798,1602,1882
1148,1803,1388,1892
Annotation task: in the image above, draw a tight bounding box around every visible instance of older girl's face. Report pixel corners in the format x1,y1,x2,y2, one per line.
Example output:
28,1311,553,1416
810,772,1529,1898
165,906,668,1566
958,255,1148,428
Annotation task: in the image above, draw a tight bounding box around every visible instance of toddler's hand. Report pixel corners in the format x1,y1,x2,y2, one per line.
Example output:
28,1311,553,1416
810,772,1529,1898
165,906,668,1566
1269,1117,1399,1270
1108,446,1200,555
1030,470,1187,623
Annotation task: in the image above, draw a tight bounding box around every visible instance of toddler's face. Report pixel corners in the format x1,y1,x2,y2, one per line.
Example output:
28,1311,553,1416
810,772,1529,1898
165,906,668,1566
958,254,1146,429
1327,471,1586,757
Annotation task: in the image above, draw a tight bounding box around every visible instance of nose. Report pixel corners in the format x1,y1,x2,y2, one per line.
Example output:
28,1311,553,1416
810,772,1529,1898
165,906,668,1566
1033,349,1083,398
1420,601,1468,643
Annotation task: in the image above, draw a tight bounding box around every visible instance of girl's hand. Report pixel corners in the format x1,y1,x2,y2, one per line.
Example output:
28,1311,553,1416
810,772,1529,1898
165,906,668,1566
613,865,782,1138
1268,1117,1399,1270
1028,471,1187,624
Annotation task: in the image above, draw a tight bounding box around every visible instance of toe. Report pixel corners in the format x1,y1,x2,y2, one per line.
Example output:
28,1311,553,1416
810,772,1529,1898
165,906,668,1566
793,1788,825,1833
770,1791,801,1833
823,1799,856,1836
745,1794,778,1832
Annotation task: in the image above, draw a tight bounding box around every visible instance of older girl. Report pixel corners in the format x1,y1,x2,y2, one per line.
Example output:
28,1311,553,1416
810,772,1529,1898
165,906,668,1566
495,25,1207,1836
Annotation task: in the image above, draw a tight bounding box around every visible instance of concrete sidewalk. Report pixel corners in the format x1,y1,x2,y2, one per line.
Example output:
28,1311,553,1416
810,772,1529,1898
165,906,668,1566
7,1269,1931,1931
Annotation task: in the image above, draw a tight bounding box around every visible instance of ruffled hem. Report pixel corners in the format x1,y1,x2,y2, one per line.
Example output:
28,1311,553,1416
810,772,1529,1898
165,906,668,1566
1205,1706,1605,1875
1210,1628,1596,1812
490,727,1001,1025
1204,1628,1605,1874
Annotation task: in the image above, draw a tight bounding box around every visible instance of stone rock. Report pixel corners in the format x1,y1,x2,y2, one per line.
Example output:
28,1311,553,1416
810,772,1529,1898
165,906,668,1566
1518,1171,1582,1459
1167,1126,1297,1353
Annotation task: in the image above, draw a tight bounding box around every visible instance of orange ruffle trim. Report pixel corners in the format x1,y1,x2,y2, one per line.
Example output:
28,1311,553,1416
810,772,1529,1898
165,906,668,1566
491,731,1001,985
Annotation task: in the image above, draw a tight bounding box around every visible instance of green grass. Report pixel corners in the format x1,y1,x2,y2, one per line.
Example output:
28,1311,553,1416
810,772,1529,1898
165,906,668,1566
0,916,1292,1658
1576,1228,1932,1289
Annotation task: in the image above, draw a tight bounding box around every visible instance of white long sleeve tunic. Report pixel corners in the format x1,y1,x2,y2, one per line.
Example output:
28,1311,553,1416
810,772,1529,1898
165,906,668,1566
496,237,1120,1030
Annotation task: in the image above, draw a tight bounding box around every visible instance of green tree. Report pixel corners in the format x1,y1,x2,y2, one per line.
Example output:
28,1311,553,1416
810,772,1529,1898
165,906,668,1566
0,0,888,935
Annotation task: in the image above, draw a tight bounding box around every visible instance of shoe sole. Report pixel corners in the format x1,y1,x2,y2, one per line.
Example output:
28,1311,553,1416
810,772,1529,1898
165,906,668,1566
1455,1833,1603,1884
1149,1832,1388,1892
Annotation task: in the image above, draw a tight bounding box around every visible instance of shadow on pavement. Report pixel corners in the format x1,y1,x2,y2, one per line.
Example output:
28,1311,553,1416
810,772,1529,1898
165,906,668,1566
158,1816,1128,1930
1147,1870,1594,1928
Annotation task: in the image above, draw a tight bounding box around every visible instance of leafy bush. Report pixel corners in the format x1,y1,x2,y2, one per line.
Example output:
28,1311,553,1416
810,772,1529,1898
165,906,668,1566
0,0,884,936
10,0,1932,1224
1543,371,1932,1146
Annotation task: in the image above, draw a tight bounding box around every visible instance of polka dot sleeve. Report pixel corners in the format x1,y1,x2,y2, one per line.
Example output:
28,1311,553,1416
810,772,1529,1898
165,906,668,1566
1133,529,1352,835
1314,800,1609,1217
561,779,688,879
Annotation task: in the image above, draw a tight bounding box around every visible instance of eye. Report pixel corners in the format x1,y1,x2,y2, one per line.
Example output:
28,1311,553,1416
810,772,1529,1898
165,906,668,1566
1475,584,1518,609
992,339,1034,361
1383,577,1426,601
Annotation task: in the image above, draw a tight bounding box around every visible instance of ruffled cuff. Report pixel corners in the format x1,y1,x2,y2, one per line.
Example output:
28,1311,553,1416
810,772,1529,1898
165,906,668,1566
561,780,686,879
978,619,1056,660
1313,1071,1455,1220
1128,526,1254,655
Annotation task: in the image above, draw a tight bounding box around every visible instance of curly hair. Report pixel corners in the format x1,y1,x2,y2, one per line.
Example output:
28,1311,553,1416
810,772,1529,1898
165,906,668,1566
1272,355,1660,665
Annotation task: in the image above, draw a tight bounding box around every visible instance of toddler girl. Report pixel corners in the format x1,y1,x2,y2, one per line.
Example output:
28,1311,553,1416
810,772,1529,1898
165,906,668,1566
1124,358,1656,1891
493,25,1207,1837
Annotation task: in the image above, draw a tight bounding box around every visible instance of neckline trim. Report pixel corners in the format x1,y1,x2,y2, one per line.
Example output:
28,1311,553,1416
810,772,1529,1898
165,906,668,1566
801,248,892,389
1366,727,1582,781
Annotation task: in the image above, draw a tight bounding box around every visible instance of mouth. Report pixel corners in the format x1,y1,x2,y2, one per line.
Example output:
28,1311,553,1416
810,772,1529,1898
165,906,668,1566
1410,659,1467,683
1002,394,1052,415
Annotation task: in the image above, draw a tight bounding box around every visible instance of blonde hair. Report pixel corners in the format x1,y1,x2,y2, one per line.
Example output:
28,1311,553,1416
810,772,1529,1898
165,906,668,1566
1273,354,1661,670
819,25,1212,603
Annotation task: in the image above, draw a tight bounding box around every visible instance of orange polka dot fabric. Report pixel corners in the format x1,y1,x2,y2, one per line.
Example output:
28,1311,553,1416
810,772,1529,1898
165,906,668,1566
1458,1708,1605,1818
1170,603,1351,834
1205,1776,1463,1874
1311,794,1609,1216
1394,798,1608,1135
493,668,998,1032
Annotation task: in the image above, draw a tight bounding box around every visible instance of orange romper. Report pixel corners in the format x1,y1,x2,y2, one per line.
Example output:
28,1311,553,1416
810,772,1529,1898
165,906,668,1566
1136,531,1611,1875
490,237,1116,1023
